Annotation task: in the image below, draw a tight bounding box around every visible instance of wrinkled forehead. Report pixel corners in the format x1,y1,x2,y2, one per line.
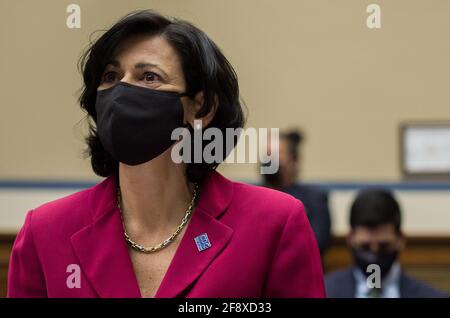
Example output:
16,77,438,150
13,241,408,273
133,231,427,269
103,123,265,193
108,34,183,77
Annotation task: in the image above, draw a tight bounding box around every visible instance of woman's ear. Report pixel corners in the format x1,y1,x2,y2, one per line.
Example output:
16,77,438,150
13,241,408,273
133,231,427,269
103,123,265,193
183,91,218,128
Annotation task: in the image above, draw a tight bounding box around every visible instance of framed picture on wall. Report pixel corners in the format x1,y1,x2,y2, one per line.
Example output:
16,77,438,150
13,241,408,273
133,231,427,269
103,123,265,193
400,121,450,179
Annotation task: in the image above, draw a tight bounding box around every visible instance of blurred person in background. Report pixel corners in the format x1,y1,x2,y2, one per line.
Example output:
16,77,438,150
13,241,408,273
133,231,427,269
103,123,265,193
261,129,331,255
325,189,448,298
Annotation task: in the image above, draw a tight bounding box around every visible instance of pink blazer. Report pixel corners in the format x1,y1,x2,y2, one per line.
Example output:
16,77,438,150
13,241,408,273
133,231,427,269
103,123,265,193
7,171,325,298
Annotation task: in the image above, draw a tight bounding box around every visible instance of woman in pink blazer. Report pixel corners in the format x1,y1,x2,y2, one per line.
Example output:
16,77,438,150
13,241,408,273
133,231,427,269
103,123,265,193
8,10,325,298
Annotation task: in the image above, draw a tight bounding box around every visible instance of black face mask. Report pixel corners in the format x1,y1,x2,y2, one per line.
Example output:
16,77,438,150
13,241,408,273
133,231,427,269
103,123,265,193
95,82,187,165
351,247,398,279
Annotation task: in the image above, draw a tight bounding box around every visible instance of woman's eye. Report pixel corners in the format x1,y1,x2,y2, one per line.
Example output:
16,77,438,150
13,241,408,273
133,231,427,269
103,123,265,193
102,71,118,83
143,71,160,82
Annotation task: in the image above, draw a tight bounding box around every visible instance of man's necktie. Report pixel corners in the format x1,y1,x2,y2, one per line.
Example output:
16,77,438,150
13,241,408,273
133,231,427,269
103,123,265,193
367,288,382,298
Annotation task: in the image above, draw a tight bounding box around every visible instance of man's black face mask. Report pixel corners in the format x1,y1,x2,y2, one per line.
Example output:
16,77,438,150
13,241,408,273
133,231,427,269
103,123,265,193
95,82,187,166
351,247,399,279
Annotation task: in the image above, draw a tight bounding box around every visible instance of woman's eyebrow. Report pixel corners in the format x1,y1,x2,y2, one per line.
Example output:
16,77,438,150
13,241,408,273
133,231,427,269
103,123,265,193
134,62,169,78
106,60,120,68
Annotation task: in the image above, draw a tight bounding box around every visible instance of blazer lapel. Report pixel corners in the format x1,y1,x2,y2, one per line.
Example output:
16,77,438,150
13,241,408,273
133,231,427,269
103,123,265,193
70,176,141,298
70,170,234,298
155,171,234,298
154,207,233,297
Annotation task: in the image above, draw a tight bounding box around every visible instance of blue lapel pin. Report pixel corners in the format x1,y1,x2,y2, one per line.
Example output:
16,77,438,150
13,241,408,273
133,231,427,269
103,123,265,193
194,233,211,252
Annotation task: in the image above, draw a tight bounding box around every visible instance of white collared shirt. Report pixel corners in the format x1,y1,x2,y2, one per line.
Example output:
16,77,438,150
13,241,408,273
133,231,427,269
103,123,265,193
353,262,401,298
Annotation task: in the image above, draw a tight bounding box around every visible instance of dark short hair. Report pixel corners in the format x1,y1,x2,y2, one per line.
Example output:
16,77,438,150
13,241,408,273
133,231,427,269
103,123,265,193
350,189,402,233
78,10,245,183
280,129,303,161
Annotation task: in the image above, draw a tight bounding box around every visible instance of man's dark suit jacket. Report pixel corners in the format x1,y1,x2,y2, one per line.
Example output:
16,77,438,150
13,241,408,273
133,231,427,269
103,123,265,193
325,267,448,298
282,184,331,254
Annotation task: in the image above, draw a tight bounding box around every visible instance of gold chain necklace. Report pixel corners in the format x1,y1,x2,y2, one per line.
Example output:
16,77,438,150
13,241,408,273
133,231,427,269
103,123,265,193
116,183,200,253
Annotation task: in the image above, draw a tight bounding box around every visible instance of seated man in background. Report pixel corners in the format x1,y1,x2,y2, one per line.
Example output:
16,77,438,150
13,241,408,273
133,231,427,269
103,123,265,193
325,189,448,298
261,129,331,255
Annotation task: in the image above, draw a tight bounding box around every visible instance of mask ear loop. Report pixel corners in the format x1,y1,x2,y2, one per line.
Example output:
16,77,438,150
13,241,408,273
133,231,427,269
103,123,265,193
179,91,197,128
178,91,206,131
179,92,189,128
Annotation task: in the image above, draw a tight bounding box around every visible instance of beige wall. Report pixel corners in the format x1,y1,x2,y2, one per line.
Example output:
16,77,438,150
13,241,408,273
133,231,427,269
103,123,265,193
1,0,450,182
